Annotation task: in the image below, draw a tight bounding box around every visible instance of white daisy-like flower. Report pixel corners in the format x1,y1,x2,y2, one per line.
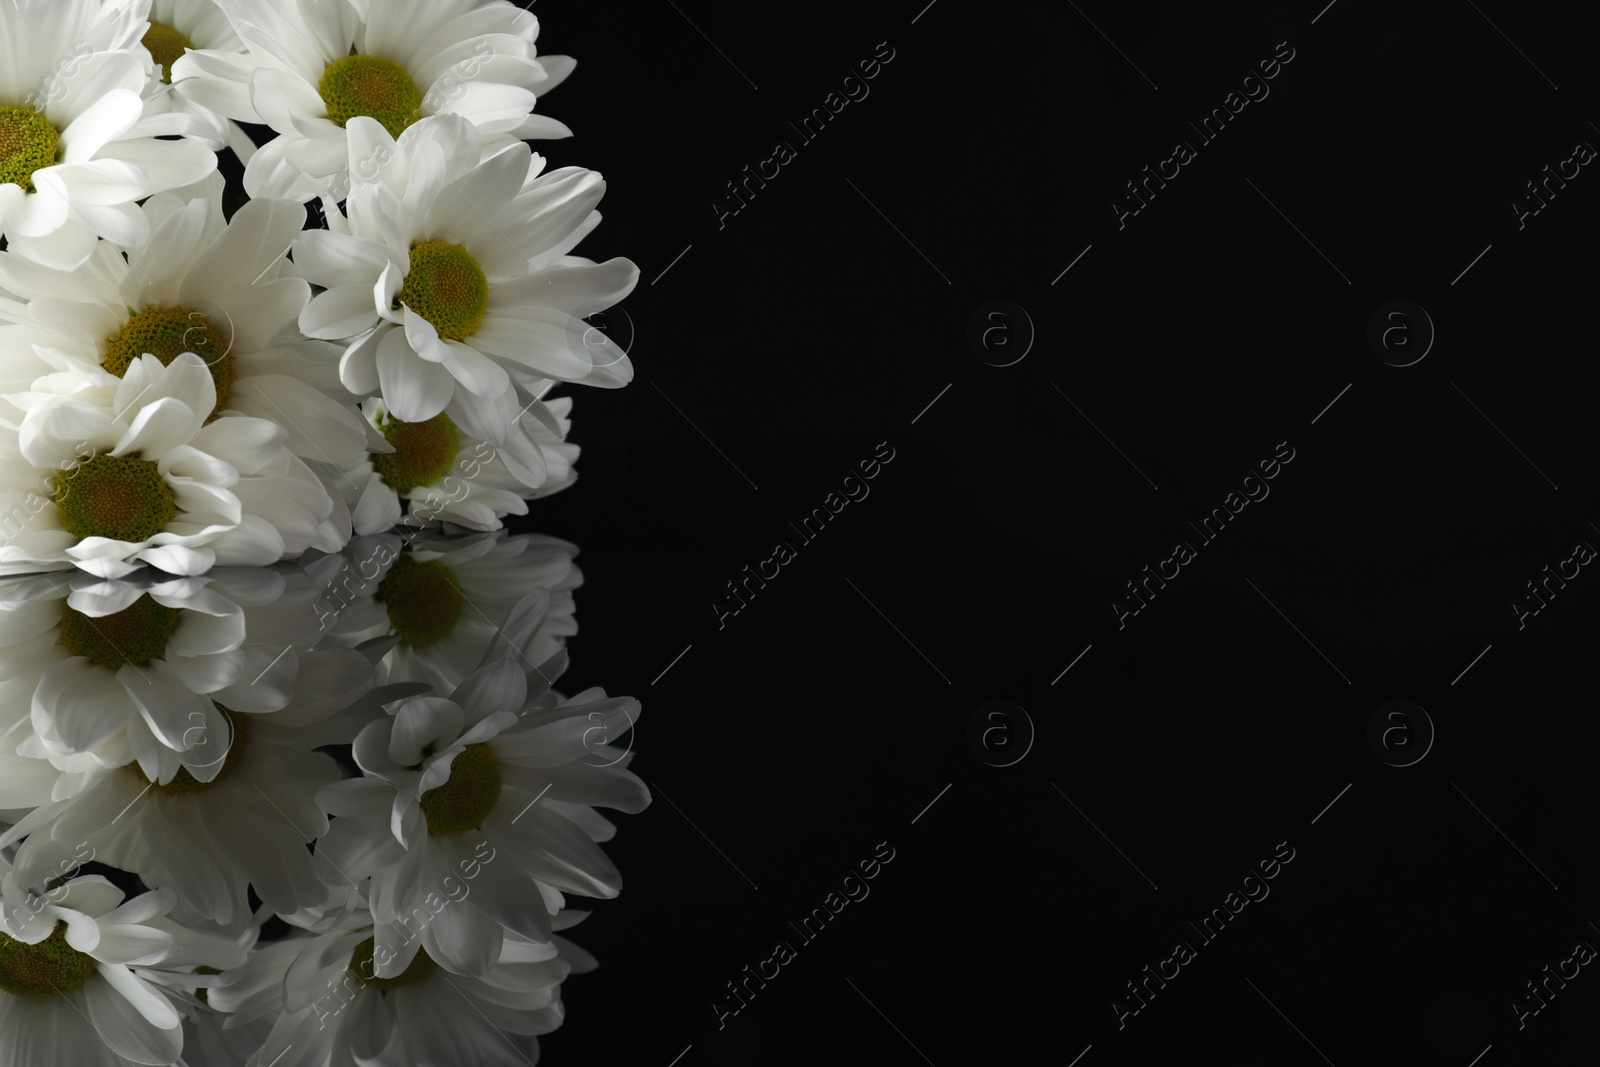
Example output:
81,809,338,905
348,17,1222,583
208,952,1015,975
210,900,590,1067
312,657,647,978
320,529,581,693
171,0,575,203
295,113,636,445
329,392,577,535
0,173,370,469
0,351,336,578
0,635,421,930
0,870,248,1067
138,0,259,164
0,0,219,269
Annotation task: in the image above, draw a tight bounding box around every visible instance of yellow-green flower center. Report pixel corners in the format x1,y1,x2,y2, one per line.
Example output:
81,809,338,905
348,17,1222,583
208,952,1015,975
319,54,422,138
193,964,222,1004
122,707,249,794
374,556,463,647
399,240,488,341
0,105,60,192
348,937,437,990
143,20,194,83
104,305,235,417
370,411,459,494
0,921,97,998
52,454,178,544
59,593,181,668
419,742,501,836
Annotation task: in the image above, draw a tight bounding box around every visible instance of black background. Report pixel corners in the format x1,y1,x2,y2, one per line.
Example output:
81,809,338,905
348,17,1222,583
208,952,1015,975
373,1,1600,1063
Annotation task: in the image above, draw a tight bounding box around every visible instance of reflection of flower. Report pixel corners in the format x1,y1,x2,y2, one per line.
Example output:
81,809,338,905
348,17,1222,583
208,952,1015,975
0,352,335,578
171,0,576,202
326,529,581,694
0,866,248,1067
170,917,274,1067
0,557,397,791
0,638,413,931
313,658,648,976
0,518,640,1060
211,895,592,1067
0,568,247,783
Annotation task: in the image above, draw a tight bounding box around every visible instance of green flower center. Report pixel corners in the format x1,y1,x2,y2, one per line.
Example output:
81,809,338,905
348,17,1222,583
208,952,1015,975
348,936,437,990
122,707,249,794
143,20,194,84
319,54,422,138
0,105,60,192
104,305,235,418
419,742,501,836
374,556,463,647
0,921,97,998
399,240,489,342
52,454,178,544
370,411,459,494
193,964,222,1004
59,593,181,668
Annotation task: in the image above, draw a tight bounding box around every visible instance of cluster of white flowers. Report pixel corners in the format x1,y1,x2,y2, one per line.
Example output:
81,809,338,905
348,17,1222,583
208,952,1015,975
0,2,644,1064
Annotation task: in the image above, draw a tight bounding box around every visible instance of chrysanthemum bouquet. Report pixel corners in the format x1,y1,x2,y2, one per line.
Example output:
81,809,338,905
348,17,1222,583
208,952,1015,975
0,2,644,1063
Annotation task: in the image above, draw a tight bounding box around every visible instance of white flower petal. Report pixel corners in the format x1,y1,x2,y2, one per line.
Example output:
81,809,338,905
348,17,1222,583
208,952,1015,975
377,326,454,422
91,962,184,1037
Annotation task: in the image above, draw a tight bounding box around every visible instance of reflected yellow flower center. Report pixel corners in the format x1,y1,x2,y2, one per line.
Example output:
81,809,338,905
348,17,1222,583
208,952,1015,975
348,936,438,989
0,921,97,998
58,593,181,668
419,742,501,836
122,707,250,794
374,556,463,647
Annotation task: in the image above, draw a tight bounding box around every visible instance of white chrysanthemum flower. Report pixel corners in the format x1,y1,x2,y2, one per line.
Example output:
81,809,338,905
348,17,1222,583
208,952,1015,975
0,351,336,578
310,657,645,980
320,529,580,693
295,114,636,445
171,0,575,203
210,903,591,1067
138,0,258,164
0,173,369,469
0,637,420,930
0,0,218,269
0,870,247,1067
328,393,577,535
